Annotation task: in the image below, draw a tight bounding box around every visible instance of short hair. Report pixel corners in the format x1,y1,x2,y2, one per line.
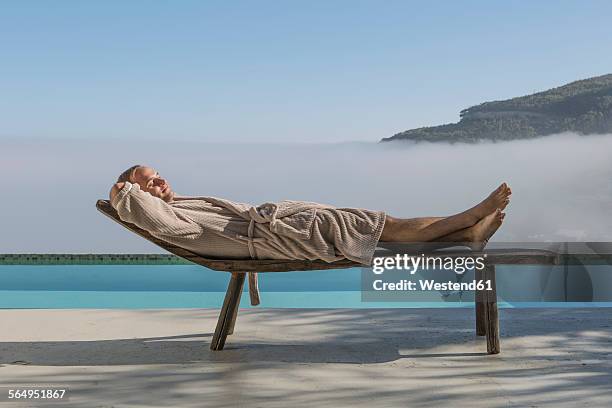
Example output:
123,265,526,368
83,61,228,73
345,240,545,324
116,165,142,184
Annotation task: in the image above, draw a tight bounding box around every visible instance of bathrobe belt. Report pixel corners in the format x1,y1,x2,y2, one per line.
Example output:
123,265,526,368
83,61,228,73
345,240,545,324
235,206,278,260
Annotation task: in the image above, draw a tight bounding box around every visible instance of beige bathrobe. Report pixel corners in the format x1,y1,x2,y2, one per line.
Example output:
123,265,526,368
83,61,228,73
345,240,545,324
111,182,386,265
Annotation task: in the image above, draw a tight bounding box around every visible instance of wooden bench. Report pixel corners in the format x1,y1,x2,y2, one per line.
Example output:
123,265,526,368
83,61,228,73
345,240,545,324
97,200,360,351
96,200,611,354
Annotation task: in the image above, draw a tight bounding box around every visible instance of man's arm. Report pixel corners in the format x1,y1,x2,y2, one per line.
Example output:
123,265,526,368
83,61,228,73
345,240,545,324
110,181,202,239
109,182,125,202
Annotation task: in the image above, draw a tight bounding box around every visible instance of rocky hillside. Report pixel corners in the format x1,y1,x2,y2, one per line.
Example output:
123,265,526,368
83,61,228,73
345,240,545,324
382,74,612,143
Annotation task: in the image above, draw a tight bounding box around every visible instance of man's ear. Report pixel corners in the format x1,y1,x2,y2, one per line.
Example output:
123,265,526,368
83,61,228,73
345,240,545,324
110,182,125,202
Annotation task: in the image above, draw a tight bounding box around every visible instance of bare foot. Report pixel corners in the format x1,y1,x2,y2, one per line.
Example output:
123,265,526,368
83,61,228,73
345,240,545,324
468,209,505,251
466,183,511,223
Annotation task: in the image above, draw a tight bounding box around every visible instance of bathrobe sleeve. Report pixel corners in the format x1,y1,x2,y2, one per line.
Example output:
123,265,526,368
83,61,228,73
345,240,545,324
110,182,203,239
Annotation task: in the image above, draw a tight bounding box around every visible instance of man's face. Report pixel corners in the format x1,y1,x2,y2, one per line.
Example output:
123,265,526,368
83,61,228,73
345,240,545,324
131,166,175,202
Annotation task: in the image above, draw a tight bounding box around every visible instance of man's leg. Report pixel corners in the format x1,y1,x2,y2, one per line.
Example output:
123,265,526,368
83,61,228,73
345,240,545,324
380,212,478,242
379,183,511,243
381,210,506,250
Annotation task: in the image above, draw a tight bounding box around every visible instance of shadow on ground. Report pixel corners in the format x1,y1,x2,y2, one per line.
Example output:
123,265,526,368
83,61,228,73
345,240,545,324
1,308,610,365
1,308,611,407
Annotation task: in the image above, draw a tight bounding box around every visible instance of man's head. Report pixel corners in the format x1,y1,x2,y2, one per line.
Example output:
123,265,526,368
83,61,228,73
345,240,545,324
116,165,175,202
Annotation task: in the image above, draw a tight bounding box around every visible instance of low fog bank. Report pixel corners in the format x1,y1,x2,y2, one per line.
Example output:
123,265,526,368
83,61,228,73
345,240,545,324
1,133,611,252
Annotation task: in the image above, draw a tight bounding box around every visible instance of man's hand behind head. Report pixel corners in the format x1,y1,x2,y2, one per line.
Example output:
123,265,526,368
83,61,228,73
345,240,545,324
110,182,125,202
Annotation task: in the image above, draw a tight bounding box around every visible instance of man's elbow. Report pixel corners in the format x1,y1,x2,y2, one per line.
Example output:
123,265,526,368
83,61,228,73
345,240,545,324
109,182,125,202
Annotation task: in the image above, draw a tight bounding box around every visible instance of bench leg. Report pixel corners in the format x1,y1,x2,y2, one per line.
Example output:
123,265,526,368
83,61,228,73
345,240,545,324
483,264,500,354
475,266,486,336
211,272,246,351
227,273,245,335
248,272,261,306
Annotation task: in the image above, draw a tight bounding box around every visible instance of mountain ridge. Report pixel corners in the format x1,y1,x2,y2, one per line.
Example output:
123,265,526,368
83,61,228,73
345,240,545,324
382,74,612,143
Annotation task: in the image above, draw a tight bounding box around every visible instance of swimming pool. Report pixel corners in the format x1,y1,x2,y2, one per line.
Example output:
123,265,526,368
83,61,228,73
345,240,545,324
2,262,612,309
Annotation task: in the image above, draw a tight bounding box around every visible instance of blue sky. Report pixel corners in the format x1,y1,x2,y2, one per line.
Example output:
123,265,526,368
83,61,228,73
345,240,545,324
1,0,612,143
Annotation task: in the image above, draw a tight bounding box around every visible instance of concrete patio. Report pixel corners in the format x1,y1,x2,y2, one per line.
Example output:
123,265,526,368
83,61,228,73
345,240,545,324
1,308,611,407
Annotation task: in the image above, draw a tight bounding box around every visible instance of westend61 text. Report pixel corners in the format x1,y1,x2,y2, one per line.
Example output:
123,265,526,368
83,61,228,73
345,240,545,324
372,279,493,292
372,254,487,275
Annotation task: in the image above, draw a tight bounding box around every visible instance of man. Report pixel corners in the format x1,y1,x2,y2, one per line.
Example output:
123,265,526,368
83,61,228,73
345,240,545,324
110,165,510,264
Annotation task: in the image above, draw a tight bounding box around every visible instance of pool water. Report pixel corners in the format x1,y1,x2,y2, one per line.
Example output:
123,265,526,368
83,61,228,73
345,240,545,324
1,265,612,309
